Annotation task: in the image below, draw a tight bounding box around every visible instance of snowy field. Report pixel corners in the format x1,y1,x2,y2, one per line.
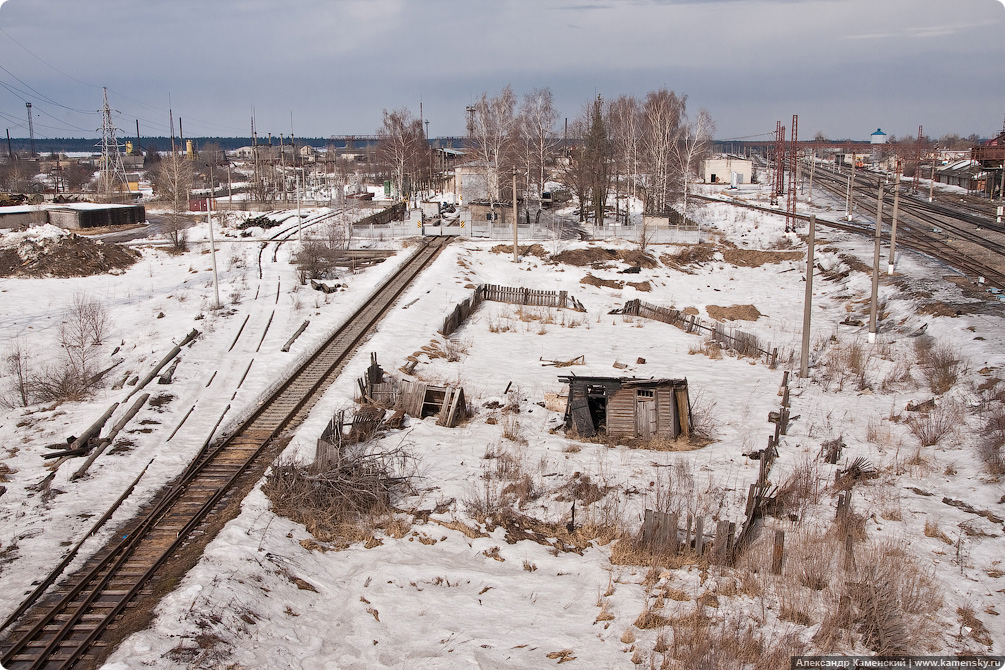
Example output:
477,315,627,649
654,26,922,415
2,194,1004,668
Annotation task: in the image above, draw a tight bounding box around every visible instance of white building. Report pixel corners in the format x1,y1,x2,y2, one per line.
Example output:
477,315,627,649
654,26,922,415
702,156,753,185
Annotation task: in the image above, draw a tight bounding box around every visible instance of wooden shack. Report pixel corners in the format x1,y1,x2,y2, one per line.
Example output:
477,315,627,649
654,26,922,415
397,379,467,428
559,376,691,440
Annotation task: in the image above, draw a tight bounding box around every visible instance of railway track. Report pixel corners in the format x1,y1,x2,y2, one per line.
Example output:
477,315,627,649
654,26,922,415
696,167,1005,291
809,165,1005,289
0,235,451,670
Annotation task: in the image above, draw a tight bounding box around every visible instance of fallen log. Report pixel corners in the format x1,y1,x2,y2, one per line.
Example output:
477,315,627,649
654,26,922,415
71,393,150,480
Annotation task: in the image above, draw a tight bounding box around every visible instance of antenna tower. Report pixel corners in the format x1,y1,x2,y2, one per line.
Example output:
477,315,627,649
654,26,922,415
98,87,130,199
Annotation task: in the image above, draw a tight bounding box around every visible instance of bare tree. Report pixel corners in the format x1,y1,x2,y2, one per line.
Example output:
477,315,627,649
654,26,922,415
673,108,715,226
582,95,612,225
640,88,686,214
469,85,517,215
557,117,591,223
155,151,194,252
608,94,642,223
377,108,425,201
3,337,31,407
517,88,559,198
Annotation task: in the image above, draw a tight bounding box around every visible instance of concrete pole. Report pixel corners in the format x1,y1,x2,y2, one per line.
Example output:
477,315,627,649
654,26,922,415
800,214,816,378
297,171,302,245
808,150,815,204
928,150,936,202
868,182,883,344
207,198,221,310
888,172,900,275
512,170,519,262
846,156,856,221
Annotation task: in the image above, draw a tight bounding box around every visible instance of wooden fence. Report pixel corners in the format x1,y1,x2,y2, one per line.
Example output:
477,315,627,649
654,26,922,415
441,284,587,337
441,286,486,337
615,299,777,366
639,372,792,568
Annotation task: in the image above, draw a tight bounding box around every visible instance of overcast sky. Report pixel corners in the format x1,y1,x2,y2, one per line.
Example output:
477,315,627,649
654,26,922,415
1,0,1003,143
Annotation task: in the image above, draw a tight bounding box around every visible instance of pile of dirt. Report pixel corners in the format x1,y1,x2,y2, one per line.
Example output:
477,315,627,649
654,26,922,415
722,248,803,267
581,273,624,290
706,304,762,321
552,247,656,268
660,243,718,272
627,280,652,292
490,243,548,258
0,232,140,278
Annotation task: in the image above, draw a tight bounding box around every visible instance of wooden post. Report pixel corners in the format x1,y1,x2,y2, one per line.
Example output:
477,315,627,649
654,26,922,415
843,533,855,572
771,530,785,575
694,517,705,556
800,214,816,378
745,483,757,517
667,513,680,554
778,371,789,395
836,493,846,521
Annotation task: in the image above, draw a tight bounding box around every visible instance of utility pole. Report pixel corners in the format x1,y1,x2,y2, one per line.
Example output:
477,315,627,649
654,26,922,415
800,214,816,378
868,181,883,344
889,170,901,275
25,102,35,157
135,119,141,157
99,88,129,198
808,149,815,204
6,129,14,160
296,170,302,245
846,154,856,221
207,196,221,310
929,145,937,202
512,169,519,262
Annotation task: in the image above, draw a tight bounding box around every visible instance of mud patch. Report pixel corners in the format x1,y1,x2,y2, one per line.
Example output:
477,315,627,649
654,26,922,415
552,247,656,268
706,304,762,321
722,248,803,267
581,273,624,290
660,243,718,272
491,243,548,258
627,280,652,292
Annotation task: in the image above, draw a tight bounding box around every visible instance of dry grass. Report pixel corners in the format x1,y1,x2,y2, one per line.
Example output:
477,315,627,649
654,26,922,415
775,457,823,515
906,400,961,447
913,339,963,395
924,519,953,545
688,338,723,360
978,404,1005,475
815,338,874,392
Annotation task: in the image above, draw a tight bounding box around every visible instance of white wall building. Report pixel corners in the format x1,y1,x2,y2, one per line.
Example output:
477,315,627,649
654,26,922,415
702,156,753,185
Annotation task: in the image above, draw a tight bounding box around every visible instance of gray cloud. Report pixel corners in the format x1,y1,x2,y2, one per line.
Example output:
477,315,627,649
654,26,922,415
0,0,1002,142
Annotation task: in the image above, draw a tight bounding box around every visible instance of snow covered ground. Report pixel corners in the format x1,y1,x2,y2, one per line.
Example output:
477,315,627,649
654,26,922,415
2,191,1004,668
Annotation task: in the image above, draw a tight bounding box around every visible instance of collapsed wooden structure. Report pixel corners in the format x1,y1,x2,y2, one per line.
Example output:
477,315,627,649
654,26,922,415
559,376,691,440
397,379,467,428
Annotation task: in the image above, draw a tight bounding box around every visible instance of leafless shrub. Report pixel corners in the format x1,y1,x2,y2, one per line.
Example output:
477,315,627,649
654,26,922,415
688,388,718,443
815,338,874,392
844,538,943,653
978,404,1005,475
443,337,469,362
915,340,962,395
2,337,32,407
775,456,823,514
906,400,960,447
262,443,414,546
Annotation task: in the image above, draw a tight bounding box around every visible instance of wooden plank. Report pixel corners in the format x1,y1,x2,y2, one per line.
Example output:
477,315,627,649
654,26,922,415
569,396,595,438
771,530,785,574
674,386,690,439
694,517,704,555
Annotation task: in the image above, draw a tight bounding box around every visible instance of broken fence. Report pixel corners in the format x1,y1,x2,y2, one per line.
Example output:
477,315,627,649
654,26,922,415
441,284,587,337
614,299,777,366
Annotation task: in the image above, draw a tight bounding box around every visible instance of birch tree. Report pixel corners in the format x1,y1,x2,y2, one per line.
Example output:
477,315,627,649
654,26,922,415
517,87,559,198
640,88,685,214
377,108,425,200
673,108,715,225
608,94,642,223
469,85,517,214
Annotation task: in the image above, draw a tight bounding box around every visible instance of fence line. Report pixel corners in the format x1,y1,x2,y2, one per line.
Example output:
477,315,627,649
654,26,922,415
639,371,792,567
615,299,777,367
440,284,588,337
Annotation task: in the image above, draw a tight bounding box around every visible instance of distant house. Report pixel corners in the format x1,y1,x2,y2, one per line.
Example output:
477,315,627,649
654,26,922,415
936,160,982,191
559,376,691,441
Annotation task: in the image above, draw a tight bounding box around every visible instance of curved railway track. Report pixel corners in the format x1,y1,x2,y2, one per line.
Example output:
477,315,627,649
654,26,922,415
809,165,1005,289
696,168,1005,291
0,235,451,670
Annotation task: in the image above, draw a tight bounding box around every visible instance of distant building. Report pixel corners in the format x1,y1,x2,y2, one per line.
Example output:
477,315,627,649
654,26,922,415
702,156,752,185
870,128,888,144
